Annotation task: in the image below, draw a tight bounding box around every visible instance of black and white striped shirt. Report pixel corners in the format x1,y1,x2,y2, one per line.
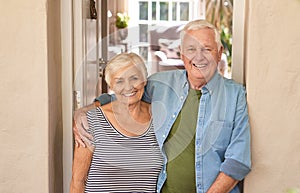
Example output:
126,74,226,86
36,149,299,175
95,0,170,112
85,107,163,193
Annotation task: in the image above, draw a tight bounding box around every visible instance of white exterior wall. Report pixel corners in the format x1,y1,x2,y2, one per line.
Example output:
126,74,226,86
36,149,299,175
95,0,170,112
243,0,300,192
0,1,49,192
0,0,62,192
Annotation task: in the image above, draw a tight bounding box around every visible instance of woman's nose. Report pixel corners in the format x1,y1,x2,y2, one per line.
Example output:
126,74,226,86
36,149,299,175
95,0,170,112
124,80,133,90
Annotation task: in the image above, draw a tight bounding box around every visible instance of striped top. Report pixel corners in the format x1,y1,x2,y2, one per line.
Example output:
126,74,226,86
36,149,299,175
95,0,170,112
85,107,163,193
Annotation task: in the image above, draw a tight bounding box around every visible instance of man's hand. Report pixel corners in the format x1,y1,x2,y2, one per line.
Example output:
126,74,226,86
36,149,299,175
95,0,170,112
73,103,98,148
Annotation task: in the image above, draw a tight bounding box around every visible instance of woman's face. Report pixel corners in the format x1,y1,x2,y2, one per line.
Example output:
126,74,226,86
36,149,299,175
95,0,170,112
110,63,146,105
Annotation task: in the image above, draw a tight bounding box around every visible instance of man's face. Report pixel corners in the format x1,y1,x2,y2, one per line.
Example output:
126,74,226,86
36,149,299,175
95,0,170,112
181,28,223,84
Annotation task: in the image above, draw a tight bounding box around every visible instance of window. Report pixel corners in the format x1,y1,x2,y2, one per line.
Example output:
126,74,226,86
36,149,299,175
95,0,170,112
128,0,199,64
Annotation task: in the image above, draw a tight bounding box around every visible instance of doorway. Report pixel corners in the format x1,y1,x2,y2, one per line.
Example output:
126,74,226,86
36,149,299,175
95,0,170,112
61,0,247,192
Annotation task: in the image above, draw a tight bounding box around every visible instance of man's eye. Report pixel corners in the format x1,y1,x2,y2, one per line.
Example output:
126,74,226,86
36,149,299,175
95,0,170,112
187,48,196,52
115,80,124,84
199,48,211,53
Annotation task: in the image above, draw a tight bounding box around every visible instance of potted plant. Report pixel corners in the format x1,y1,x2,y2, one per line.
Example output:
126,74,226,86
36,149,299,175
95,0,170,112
116,12,130,41
116,12,130,29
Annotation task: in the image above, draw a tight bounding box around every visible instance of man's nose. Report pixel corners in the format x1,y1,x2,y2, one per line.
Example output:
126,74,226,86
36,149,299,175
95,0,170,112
193,49,205,60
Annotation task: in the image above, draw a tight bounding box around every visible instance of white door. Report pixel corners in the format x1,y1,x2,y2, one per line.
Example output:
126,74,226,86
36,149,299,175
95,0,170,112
73,0,109,108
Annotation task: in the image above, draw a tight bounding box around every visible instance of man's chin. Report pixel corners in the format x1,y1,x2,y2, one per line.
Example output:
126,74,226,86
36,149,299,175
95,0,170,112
192,69,215,81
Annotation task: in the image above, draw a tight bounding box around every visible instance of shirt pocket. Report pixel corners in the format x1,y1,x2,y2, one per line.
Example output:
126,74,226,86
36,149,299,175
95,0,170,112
207,121,233,151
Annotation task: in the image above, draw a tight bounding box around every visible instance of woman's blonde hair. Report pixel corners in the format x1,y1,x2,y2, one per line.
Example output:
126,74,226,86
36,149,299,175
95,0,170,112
105,52,148,86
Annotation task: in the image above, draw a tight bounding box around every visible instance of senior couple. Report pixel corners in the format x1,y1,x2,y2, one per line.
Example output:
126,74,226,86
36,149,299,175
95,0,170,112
70,19,251,193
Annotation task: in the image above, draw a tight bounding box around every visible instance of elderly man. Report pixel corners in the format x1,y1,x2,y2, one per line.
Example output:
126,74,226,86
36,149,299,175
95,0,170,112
73,19,251,193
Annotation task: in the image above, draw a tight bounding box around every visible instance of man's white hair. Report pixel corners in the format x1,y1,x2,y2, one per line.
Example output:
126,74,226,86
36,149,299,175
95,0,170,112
180,19,223,51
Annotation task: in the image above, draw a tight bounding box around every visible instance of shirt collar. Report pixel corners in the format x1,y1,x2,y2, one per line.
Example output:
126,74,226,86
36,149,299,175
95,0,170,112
183,70,220,95
202,71,221,95
182,70,189,88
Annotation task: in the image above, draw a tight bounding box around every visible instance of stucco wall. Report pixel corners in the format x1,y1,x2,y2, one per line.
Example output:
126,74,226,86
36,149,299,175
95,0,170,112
244,0,300,192
0,0,62,192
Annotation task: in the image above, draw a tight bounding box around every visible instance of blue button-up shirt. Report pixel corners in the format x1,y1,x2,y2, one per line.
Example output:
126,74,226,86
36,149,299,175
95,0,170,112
143,70,251,193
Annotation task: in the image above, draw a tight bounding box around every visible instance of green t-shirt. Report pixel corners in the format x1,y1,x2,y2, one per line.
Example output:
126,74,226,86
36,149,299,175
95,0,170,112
161,89,201,193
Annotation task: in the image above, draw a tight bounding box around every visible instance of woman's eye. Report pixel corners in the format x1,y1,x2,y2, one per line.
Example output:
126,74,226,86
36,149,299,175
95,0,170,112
130,76,139,81
115,80,124,84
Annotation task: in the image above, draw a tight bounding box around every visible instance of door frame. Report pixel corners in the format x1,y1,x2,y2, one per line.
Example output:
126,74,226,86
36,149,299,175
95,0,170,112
232,0,247,85
61,0,73,192
61,0,247,192
61,0,109,192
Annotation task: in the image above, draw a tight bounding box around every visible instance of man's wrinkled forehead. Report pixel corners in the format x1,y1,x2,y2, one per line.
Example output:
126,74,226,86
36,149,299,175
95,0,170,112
182,30,216,48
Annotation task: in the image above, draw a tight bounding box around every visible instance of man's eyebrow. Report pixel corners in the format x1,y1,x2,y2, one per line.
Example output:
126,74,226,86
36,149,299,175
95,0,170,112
185,45,196,48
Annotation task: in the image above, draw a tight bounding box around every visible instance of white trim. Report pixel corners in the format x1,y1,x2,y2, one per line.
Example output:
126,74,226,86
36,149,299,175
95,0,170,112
232,0,246,85
73,0,84,104
61,0,73,192
197,0,206,19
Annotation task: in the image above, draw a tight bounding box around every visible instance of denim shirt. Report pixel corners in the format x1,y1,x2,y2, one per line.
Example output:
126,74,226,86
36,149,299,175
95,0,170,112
143,70,251,193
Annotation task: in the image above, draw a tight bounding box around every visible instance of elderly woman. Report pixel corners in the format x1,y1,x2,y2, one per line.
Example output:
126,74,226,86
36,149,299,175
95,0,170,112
70,53,163,193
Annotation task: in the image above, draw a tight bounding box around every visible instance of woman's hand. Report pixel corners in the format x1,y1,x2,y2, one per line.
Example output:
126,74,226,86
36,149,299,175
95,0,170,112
70,146,93,193
70,180,85,193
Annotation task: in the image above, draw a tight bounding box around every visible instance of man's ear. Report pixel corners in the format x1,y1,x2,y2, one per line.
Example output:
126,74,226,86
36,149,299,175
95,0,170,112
179,45,184,60
218,46,224,62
